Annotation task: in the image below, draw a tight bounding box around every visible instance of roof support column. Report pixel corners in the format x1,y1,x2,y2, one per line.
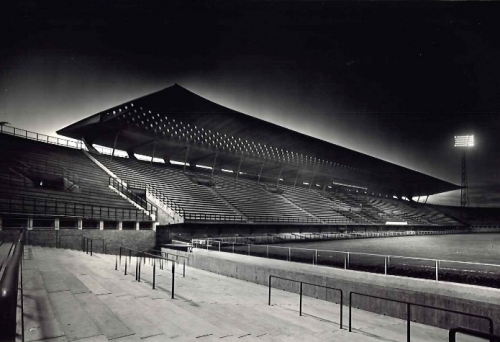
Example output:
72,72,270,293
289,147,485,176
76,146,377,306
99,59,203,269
150,141,157,164
257,162,265,183
293,170,300,188
424,195,428,204
183,146,190,173
276,166,283,188
235,157,243,182
309,173,316,189
211,152,218,179
322,177,331,192
110,131,120,160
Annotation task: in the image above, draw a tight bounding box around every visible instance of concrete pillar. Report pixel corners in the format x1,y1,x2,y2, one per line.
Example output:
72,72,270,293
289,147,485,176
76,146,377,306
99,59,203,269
135,222,140,231
27,218,33,230
99,221,104,230
77,220,83,230
117,221,123,230
54,218,60,230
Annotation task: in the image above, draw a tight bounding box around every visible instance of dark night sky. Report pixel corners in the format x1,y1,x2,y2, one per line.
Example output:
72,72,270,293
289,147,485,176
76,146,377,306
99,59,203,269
2,1,500,206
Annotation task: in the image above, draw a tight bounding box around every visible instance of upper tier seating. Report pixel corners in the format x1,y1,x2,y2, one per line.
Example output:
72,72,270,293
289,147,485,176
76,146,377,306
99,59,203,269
279,184,352,223
212,177,314,222
93,155,240,220
0,134,150,221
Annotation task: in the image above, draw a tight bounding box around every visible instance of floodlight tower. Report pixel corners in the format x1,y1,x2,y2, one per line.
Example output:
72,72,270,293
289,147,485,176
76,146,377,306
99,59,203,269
454,135,474,207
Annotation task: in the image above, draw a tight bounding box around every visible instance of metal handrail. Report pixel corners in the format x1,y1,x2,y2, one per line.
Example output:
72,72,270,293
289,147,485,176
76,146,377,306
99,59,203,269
0,230,25,341
449,327,500,342
147,248,188,260
349,291,494,342
145,184,184,217
109,177,158,218
268,275,343,329
122,179,185,217
0,124,83,149
116,247,182,298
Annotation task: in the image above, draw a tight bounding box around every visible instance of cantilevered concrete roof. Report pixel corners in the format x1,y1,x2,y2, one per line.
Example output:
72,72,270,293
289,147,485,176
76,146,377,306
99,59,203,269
58,84,460,197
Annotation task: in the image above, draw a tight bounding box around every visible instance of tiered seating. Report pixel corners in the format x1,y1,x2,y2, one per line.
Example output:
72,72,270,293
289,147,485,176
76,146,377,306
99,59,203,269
93,155,239,220
404,202,458,225
325,192,387,224
364,196,457,225
213,177,314,222
0,134,149,222
279,185,351,223
364,197,424,224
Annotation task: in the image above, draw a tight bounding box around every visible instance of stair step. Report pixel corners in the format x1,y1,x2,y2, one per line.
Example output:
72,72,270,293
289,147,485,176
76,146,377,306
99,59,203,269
97,294,165,339
136,296,228,338
48,290,102,341
75,292,135,340
40,271,71,293
23,289,66,342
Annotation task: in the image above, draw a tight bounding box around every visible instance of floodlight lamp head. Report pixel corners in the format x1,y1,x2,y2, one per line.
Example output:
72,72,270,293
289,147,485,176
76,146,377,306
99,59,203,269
454,135,474,147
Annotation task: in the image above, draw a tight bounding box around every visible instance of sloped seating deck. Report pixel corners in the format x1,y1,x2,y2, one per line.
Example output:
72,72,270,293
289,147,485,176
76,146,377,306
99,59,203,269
20,245,459,342
279,184,351,223
93,154,240,220
213,177,315,223
0,134,149,221
365,196,457,225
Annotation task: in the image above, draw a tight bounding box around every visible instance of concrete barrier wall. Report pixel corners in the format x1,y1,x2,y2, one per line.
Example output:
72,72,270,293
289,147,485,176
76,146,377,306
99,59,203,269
0,229,155,254
179,249,500,334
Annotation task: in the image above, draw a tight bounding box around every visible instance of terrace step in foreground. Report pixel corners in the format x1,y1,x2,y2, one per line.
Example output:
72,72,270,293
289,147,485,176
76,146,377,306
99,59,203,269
18,246,482,341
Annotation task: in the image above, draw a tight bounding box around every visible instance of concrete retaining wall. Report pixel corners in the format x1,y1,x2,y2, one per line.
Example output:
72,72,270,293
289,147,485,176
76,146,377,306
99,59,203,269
0,229,156,254
179,248,500,334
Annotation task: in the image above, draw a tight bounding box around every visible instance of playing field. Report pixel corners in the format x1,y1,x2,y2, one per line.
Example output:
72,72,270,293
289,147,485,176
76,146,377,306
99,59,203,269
275,233,500,264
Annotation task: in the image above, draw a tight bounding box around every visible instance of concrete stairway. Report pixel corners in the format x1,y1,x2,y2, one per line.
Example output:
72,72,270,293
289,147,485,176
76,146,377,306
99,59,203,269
18,246,481,342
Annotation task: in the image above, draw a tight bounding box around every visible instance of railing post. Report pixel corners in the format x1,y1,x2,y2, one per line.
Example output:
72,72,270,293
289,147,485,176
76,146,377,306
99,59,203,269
340,291,343,329
268,275,272,305
266,245,269,258
115,255,118,271
124,257,127,275
435,260,439,281
384,257,387,275
183,259,185,278
288,247,291,261
407,303,411,342
134,253,138,280
248,244,250,256
172,262,175,299
349,292,352,332
90,240,93,256
153,258,156,289
299,282,303,316
315,250,318,265
138,253,142,282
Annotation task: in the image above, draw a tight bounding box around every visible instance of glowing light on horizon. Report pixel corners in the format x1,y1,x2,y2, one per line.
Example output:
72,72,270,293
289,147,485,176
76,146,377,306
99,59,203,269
454,135,474,147
196,164,212,170
170,160,190,166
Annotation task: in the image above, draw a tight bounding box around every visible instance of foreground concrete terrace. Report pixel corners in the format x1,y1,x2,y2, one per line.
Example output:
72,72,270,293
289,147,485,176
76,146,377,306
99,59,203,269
19,245,483,342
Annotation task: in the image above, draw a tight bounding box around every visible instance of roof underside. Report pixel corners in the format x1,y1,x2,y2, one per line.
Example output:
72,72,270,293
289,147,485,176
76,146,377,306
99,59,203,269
57,84,460,197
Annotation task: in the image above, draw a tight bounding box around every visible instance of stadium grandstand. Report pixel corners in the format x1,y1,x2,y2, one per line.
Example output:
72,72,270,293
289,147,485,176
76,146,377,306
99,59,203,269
2,84,500,341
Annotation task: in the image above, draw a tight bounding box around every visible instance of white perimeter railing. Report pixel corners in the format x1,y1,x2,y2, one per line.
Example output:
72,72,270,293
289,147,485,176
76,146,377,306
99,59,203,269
0,124,121,157
195,230,500,283
0,125,85,150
